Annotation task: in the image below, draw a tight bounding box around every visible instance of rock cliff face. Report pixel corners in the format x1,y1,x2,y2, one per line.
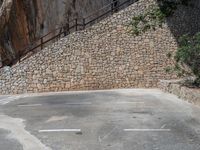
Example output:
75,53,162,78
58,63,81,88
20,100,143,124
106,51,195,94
0,0,119,66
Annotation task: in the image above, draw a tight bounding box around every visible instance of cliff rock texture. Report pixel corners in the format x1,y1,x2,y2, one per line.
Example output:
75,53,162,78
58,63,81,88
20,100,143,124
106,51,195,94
0,0,121,66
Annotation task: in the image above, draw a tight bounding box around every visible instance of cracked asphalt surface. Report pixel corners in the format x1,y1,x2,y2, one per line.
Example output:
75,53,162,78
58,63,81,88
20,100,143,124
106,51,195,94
0,89,200,150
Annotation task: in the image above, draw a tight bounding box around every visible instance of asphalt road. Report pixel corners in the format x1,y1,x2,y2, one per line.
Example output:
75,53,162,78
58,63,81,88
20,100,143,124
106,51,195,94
0,89,200,150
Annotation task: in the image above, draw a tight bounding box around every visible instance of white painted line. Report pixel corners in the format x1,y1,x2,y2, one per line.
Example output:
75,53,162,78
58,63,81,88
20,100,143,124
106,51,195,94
124,129,171,132
116,102,144,104
18,104,42,107
39,129,81,133
64,102,92,105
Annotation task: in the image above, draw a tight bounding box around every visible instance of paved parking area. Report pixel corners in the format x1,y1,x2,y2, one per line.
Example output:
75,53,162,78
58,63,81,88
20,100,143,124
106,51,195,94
0,89,200,150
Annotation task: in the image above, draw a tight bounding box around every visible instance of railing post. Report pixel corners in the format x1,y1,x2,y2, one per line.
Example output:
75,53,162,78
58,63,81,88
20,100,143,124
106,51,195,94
63,23,68,36
130,0,132,4
111,2,114,14
18,52,21,63
75,18,78,31
59,28,62,39
0,54,2,68
83,18,86,30
67,18,70,35
111,0,118,14
41,37,43,50
67,22,70,35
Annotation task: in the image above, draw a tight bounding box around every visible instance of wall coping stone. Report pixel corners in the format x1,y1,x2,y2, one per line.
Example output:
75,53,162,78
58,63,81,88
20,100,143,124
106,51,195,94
159,79,200,107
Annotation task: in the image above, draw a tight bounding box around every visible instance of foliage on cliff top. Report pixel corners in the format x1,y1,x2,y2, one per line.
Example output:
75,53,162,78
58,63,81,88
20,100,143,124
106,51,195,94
128,0,191,36
174,33,200,87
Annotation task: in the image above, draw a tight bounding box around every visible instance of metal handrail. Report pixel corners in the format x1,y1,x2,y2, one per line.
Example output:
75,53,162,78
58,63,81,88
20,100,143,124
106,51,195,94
85,1,116,20
1,0,136,67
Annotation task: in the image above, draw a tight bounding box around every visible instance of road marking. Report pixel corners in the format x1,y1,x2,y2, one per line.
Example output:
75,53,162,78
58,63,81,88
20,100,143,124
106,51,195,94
64,102,92,105
124,129,171,132
116,102,144,104
39,129,81,133
18,104,42,107
46,116,68,123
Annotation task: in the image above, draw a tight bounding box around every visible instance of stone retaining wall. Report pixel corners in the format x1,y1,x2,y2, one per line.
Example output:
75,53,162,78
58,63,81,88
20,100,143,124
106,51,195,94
159,80,200,106
0,0,199,94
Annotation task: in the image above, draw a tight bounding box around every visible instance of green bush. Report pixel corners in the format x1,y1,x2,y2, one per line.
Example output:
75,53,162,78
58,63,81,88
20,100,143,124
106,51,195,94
174,33,200,87
128,8,166,36
128,0,191,36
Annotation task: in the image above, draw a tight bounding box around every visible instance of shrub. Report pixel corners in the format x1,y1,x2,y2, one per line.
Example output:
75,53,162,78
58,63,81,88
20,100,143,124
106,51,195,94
174,33,200,87
128,0,192,36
